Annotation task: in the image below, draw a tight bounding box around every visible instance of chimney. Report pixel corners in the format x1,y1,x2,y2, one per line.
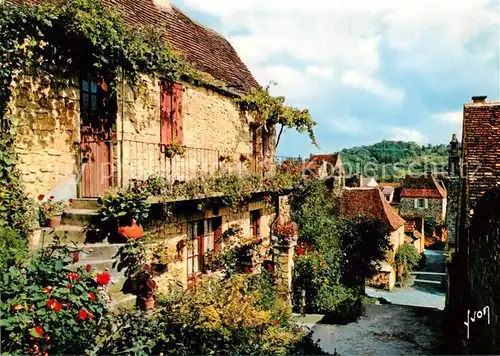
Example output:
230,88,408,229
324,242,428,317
471,95,487,104
358,173,363,187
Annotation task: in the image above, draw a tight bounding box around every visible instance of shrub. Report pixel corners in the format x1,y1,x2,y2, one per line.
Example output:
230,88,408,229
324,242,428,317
97,189,150,237
37,195,68,227
0,228,27,273
313,284,364,324
0,238,112,354
92,274,330,355
395,244,421,281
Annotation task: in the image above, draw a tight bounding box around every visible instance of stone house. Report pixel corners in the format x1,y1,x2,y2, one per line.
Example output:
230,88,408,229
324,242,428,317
340,187,406,290
5,0,291,298
302,153,344,179
345,174,378,188
447,96,500,353
398,173,447,222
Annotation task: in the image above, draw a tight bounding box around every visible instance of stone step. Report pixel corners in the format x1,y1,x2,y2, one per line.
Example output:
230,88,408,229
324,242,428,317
39,226,106,246
71,259,121,276
62,209,100,227
78,243,125,260
72,198,101,210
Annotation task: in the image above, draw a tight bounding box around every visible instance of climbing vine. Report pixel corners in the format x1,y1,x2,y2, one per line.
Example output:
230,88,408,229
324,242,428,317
234,83,317,148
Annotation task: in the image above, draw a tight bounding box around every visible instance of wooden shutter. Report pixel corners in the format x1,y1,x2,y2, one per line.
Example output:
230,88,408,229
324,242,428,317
172,83,184,144
414,199,418,208
160,81,173,145
424,199,429,209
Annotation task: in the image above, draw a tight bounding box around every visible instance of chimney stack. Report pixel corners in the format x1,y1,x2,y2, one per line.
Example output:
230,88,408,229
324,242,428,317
471,95,487,104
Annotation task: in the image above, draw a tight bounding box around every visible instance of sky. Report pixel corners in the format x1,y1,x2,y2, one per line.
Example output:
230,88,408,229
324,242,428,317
168,0,500,157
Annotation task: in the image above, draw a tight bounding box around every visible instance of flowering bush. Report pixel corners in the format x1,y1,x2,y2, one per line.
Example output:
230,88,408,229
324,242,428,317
0,237,111,354
272,219,298,244
38,195,68,227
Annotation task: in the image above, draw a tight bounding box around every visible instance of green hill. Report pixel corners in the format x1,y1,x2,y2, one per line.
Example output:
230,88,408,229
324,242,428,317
340,140,449,182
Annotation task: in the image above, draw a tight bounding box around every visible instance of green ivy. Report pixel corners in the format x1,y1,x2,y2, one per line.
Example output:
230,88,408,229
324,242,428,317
394,244,421,282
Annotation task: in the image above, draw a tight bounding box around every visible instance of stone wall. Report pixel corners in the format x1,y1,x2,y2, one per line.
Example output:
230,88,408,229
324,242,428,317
273,240,296,304
8,75,80,199
399,197,445,221
9,72,275,198
388,226,405,259
151,199,275,291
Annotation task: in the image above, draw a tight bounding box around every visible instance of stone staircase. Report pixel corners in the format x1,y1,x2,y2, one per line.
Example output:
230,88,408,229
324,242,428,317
39,198,135,309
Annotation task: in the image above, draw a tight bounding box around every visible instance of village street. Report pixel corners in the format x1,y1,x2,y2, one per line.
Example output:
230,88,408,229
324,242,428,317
295,250,447,355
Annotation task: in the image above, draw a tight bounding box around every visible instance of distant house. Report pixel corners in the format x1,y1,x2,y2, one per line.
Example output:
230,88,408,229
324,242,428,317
398,173,447,222
340,187,405,258
404,221,424,254
302,153,344,178
345,174,378,188
340,187,406,290
378,182,403,210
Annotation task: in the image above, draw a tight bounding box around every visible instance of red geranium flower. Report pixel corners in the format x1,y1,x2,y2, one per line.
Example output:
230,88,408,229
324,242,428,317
49,196,54,200
89,291,96,302
66,284,72,289
7,184,12,189
42,286,52,294
37,194,45,201
67,272,80,282
73,253,79,263
267,264,274,272
46,299,62,312
68,198,73,204
34,326,44,337
85,264,92,272
245,267,252,274
77,309,88,321
96,271,111,285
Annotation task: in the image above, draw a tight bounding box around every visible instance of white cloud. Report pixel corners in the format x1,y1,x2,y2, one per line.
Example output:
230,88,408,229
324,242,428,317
341,70,405,102
389,127,424,143
306,66,334,79
328,117,363,134
432,111,462,124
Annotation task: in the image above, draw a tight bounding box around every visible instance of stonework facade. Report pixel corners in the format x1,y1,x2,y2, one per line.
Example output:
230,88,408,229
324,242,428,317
8,75,80,199
398,197,445,221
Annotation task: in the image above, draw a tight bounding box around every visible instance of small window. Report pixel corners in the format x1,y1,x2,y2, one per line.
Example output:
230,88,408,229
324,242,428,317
250,125,259,157
262,130,270,157
418,198,426,208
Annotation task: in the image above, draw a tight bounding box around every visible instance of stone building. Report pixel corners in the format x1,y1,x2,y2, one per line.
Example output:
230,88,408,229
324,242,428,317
5,0,293,299
398,173,447,222
340,187,406,290
447,96,500,353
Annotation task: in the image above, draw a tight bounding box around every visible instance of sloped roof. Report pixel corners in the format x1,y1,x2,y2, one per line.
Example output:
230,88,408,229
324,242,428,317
401,188,444,198
7,0,259,93
340,187,405,231
302,153,341,171
401,174,447,198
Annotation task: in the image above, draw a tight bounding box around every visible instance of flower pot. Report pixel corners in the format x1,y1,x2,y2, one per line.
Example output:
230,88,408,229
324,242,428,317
118,220,144,240
137,295,155,310
49,214,62,228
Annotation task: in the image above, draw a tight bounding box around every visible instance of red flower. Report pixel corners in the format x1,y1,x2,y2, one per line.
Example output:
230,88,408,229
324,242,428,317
267,264,274,272
37,194,45,201
66,284,72,289
46,299,62,312
96,271,111,285
245,267,252,274
42,286,52,294
77,309,88,321
85,264,92,272
89,291,96,302
49,196,54,200
73,253,79,263
296,247,306,256
34,326,44,337
7,184,12,189
11,304,23,312
68,198,73,204
67,272,80,282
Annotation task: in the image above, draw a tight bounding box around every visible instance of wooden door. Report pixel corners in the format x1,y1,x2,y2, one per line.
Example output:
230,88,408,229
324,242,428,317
80,77,113,198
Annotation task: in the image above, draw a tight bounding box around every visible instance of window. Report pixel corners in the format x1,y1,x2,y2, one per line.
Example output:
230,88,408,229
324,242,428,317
160,81,183,146
187,217,223,277
415,198,427,209
80,76,113,134
250,210,261,240
80,78,100,128
250,124,259,157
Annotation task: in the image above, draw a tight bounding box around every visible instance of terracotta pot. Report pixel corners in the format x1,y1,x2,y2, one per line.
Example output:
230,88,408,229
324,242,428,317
49,214,62,228
137,295,155,310
118,220,144,240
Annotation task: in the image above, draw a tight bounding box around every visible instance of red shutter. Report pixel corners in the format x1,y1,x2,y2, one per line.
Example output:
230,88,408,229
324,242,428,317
160,81,173,145
173,83,183,144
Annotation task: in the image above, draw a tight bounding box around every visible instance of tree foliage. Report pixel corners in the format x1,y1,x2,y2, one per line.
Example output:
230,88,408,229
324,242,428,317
341,140,449,181
235,83,317,148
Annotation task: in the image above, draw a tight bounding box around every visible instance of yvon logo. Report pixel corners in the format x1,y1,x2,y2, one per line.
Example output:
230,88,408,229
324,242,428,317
464,306,490,339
